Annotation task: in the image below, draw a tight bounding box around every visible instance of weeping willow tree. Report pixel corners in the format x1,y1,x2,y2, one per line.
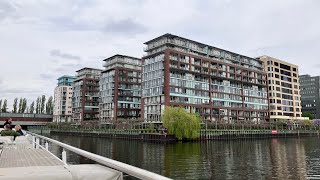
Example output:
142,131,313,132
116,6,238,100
162,106,201,140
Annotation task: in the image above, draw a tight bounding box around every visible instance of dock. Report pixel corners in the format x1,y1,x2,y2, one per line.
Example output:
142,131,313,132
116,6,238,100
0,133,171,180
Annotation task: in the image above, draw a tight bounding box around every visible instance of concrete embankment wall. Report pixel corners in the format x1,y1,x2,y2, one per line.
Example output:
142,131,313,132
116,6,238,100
200,130,320,140
29,129,320,142
48,129,177,142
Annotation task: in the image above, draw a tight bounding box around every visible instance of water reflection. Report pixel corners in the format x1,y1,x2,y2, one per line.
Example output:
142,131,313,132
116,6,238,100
49,135,320,180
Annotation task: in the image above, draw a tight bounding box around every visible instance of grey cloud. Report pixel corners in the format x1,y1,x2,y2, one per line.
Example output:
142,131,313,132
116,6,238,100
50,49,81,60
47,17,95,31
53,63,83,73
39,73,55,80
0,87,41,94
0,1,17,22
103,18,147,35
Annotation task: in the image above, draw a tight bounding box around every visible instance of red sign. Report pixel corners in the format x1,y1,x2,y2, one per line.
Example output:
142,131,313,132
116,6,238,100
271,130,278,134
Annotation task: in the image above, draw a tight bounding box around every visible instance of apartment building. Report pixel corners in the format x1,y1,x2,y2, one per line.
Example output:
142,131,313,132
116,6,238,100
257,56,303,121
300,74,320,119
142,34,269,125
53,75,75,123
72,67,102,126
100,55,142,126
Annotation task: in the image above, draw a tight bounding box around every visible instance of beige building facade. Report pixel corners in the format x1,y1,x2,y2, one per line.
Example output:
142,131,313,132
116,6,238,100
53,75,75,123
257,56,305,121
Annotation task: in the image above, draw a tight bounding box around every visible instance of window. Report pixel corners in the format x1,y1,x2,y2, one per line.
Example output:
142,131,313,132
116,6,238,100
280,70,291,76
280,63,291,70
274,62,279,66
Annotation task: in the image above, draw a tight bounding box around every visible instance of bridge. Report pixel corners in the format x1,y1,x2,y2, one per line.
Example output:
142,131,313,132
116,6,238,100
0,112,52,126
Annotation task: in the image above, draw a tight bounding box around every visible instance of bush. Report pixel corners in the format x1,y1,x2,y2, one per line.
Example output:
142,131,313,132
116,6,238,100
162,106,201,140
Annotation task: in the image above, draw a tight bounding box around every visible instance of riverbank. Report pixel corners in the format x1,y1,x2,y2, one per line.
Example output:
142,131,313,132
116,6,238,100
29,128,320,142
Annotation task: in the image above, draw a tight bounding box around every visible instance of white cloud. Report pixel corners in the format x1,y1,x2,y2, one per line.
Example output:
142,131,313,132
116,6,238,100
1,0,320,110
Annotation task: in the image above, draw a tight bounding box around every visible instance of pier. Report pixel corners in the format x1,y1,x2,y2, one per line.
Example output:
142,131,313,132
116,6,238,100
0,131,171,180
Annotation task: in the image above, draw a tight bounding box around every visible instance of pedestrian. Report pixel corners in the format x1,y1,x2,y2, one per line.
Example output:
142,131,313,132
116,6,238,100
3,118,13,130
1,124,21,140
15,125,26,135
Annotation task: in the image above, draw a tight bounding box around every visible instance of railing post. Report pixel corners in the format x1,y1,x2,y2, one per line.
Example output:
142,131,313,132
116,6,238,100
36,138,40,149
32,136,36,148
62,148,67,164
45,141,49,151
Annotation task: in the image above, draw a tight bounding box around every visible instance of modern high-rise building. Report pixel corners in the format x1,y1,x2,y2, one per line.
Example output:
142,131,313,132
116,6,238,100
257,56,303,121
72,67,102,126
142,33,269,125
100,55,142,126
53,75,75,123
299,74,320,119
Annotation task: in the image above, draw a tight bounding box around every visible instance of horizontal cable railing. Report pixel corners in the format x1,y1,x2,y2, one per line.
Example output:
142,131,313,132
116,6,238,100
27,131,172,180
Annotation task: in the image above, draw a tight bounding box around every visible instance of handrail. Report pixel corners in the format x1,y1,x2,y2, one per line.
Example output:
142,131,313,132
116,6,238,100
27,131,172,180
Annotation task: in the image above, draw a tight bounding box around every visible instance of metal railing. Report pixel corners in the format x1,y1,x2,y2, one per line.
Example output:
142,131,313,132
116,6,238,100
28,131,172,180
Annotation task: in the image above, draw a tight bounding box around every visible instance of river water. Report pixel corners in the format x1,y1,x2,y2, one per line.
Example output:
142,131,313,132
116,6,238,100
49,135,320,180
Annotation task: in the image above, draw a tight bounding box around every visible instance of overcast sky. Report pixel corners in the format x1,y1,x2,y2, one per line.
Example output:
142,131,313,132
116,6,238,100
1,0,320,110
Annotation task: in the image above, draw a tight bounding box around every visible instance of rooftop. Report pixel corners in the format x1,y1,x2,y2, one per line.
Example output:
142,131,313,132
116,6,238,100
57,75,76,80
144,33,261,62
103,54,141,62
76,67,103,72
257,55,299,68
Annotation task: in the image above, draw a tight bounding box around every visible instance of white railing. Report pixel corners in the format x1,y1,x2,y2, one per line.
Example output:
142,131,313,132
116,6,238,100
28,132,172,180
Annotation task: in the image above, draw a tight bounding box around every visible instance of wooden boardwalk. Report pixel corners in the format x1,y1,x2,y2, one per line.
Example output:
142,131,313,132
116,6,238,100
0,136,123,180
0,148,63,168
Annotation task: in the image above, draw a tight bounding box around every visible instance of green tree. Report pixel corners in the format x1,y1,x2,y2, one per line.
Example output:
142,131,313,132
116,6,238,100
0,100,2,112
1,99,7,113
18,98,23,113
30,101,35,114
21,98,27,113
46,96,53,114
36,97,40,114
162,106,201,140
13,98,18,113
41,95,46,114
302,112,314,120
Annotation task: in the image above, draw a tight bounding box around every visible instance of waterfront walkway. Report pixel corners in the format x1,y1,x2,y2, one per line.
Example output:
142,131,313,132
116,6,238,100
0,133,171,180
0,136,121,180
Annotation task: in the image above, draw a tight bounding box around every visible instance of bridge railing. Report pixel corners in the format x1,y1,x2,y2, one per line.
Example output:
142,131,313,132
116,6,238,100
0,112,52,118
27,131,171,180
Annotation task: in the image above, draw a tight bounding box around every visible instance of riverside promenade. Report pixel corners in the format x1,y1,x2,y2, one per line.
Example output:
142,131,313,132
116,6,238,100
0,131,171,180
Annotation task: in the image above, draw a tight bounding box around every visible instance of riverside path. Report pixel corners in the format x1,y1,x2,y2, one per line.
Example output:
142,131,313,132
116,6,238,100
0,131,171,180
